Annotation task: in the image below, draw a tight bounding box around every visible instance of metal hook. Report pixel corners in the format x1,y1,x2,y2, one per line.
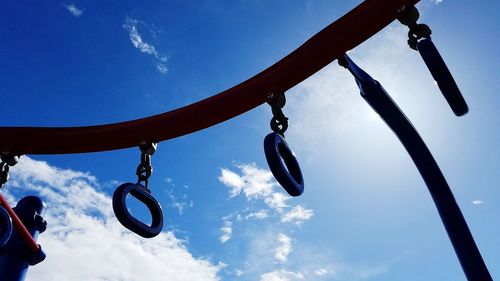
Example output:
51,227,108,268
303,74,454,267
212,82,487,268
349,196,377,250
267,92,289,136
136,142,157,190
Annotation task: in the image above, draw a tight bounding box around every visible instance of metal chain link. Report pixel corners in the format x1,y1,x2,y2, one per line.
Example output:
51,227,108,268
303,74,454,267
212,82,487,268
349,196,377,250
136,142,157,191
268,92,289,136
0,162,9,187
0,153,19,189
407,24,432,50
397,6,432,50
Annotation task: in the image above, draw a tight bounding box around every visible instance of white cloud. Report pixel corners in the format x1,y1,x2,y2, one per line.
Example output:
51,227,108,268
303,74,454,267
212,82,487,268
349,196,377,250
218,163,313,248
219,168,245,197
264,192,290,211
281,205,314,225
219,226,232,243
431,0,443,5
63,3,83,17
156,62,168,74
219,164,293,214
219,164,275,200
246,210,268,220
314,269,328,276
219,216,233,243
260,270,304,281
472,200,483,205
123,17,168,74
5,157,221,281
165,187,193,215
125,19,157,55
217,163,391,280
274,233,292,263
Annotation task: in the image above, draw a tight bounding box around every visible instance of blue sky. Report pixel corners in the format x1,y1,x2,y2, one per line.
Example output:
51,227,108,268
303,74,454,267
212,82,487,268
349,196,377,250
1,1,498,280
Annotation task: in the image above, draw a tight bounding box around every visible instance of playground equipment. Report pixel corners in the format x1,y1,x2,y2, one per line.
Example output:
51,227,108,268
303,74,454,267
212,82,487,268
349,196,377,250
338,54,489,281
0,195,46,281
264,92,304,197
0,1,492,280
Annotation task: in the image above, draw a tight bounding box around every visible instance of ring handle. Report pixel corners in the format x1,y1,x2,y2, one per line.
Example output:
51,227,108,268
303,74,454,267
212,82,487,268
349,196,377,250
417,37,469,116
264,132,304,196
0,206,12,248
112,183,163,238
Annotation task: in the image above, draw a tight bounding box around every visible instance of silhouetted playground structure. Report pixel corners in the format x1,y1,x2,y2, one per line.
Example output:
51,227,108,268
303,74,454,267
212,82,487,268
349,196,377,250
0,1,492,280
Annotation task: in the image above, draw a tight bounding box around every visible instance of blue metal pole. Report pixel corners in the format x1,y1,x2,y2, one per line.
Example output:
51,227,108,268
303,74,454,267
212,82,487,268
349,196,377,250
339,54,491,281
0,196,47,281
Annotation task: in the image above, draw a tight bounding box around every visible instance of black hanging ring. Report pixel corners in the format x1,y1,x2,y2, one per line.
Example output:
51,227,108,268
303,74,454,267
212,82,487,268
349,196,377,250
417,37,468,116
264,132,304,196
0,205,12,248
112,183,163,238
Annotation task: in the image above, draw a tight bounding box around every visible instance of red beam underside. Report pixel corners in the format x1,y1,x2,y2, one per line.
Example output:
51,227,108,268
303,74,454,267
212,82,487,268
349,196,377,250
0,0,419,155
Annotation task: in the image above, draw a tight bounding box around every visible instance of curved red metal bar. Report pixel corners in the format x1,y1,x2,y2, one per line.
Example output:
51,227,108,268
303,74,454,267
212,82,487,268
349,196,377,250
0,0,419,155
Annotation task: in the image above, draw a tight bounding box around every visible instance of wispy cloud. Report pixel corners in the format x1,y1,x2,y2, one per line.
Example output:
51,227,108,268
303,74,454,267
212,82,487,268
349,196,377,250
217,163,323,278
265,192,290,210
166,191,193,214
472,200,483,205
123,17,168,74
219,168,246,198
219,164,275,200
260,270,304,281
164,180,193,215
314,269,328,276
281,205,314,225
63,3,83,17
275,233,293,263
216,161,400,280
246,210,268,220
219,215,233,243
5,157,221,281
431,0,443,5
219,163,311,217
156,63,168,74
218,164,313,244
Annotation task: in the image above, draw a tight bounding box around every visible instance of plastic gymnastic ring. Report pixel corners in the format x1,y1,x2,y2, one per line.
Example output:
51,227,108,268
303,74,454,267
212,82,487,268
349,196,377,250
112,183,163,238
417,37,468,116
0,206,13,247
264,132,304,196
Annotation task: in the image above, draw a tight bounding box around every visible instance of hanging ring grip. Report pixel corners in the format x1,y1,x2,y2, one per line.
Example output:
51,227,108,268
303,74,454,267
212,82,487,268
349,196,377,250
417,38,468,116
112,183,163,238
264,132,304,196
397,6,468,116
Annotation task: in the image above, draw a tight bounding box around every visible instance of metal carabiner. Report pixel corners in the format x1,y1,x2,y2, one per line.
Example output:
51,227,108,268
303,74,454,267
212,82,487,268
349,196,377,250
417,37,469,116
264,132,304,196
112,183,163,238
